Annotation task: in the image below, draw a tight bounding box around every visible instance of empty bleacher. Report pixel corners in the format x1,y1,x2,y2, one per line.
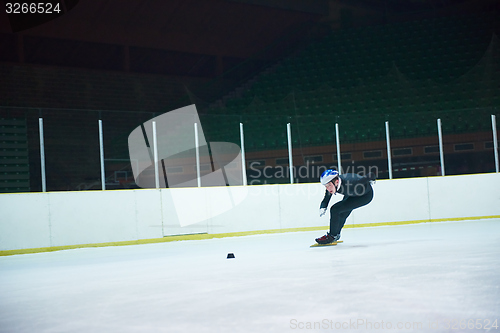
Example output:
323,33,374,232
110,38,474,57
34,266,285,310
204,12,500,151
0,118,30,193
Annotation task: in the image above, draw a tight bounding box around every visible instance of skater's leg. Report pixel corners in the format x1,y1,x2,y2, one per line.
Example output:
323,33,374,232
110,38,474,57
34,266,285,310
329,189,374,237
330,210,352,237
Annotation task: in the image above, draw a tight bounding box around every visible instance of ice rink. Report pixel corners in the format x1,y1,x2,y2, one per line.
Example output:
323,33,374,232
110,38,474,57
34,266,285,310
1,219,499,333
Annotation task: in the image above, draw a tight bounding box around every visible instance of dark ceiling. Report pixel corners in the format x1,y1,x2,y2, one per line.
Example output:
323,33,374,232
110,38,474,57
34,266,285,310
0,0,325,77
0,0,493,79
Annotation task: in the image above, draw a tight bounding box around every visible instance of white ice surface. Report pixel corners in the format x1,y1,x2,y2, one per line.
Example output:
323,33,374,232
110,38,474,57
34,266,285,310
1,220,499,333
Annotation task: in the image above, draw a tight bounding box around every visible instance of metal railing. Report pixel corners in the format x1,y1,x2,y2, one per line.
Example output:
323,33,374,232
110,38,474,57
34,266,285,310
0,106,498,192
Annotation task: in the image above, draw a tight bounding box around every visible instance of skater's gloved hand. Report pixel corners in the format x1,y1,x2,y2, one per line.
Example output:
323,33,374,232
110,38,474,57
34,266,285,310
319,208,327,217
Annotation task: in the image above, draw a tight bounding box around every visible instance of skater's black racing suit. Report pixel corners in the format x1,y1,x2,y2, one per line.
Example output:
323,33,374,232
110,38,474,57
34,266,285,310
320,172,376,238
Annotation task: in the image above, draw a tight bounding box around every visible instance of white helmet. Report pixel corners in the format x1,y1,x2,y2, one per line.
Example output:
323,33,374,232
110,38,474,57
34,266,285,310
320,169,339,185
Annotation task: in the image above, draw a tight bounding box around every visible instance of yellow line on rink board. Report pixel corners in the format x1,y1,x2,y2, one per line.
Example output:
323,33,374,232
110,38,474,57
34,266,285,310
1,215,499,256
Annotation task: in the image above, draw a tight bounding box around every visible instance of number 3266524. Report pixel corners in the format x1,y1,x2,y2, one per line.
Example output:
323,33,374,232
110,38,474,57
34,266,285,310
443,319,498,330
6,3,61,14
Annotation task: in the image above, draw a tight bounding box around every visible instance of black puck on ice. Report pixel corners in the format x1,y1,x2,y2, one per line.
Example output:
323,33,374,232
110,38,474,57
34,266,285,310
227,253,235,259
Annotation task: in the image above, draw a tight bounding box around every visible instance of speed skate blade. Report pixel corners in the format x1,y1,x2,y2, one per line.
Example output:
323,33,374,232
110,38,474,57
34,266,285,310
310,240,343,248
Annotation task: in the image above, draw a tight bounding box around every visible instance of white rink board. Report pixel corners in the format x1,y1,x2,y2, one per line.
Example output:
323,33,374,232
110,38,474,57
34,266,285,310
48,191,139,246
349,177,431,225
427,173,500,220
0,192,51,249
133,189,165,240
0,173,499,251
278,183,328,229
207,185,281,234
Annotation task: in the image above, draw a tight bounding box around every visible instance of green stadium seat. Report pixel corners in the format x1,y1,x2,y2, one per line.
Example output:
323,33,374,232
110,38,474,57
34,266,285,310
202,12,499,149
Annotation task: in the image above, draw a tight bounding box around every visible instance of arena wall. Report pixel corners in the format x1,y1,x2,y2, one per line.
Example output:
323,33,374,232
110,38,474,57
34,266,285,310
0,173,499,252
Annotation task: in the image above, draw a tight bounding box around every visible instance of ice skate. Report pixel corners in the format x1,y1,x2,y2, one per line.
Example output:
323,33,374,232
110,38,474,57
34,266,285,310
311,232,337,247
316,232,335,244
310,232,343,247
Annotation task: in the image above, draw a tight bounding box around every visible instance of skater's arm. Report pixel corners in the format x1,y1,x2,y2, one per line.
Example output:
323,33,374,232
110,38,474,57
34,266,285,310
320,189,332,209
